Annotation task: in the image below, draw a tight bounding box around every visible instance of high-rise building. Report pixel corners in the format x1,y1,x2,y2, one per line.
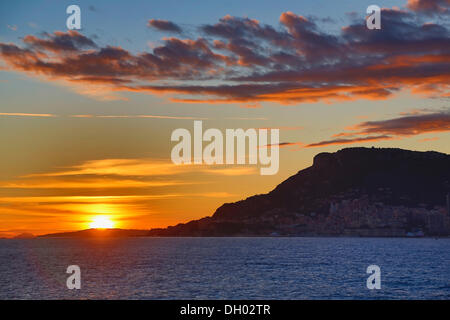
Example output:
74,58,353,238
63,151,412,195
447,193,450,216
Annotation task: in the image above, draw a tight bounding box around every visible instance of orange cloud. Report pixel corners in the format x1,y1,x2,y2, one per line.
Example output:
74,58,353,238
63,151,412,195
1,5,448,104
70,114,208,120
0,112,56,117
305,135,394,148
419,137,439,142
407,0,449,15
304,111,450,148
23,158,259,178
0,178,186,189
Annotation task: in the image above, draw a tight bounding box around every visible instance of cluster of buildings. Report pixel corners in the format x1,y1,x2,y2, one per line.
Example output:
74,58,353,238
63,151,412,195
235,193,450,237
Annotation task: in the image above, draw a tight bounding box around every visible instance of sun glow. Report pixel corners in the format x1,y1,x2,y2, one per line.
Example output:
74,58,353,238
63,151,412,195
89,215,115,229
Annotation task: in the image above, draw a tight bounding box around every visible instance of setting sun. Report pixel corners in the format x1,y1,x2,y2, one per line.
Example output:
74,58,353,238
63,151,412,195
89,216,115,229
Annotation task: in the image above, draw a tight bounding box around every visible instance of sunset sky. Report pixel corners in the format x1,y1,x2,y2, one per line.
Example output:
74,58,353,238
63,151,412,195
0,0,449,237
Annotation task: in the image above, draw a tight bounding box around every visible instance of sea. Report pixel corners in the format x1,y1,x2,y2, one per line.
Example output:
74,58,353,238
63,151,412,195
0,237,448,299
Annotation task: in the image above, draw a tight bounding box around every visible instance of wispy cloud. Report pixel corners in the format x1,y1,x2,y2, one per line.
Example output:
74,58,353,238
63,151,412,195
261,142,304,148
0,193,234,204
148,19,182,33
419,136,439,142
240,103,261,109
303,110,450,147
225,117,268,120
71,114,208,120
27,22,38,29
343,111,450,136
0,112,56,117
0,113,207,120
258,126,303,131
6,25,17,31
406,0,449,16
23,158,259,178
305,135,395,148
202,167,258,176
0,177,188,189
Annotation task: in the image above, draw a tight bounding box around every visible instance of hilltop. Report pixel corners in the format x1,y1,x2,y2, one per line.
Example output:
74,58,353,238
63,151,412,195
39,228,149,238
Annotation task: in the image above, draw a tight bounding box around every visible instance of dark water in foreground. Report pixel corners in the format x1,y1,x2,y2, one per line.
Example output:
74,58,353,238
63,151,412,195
0,237,448,299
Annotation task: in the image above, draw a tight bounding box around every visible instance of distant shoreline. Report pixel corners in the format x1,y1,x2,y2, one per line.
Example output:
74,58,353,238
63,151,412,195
2,229,449,240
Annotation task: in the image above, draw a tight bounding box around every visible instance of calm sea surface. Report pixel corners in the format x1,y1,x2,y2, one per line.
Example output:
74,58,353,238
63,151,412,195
0,237,448,299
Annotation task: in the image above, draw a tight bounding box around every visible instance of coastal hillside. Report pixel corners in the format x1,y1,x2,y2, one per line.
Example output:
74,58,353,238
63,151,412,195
148,147,450,237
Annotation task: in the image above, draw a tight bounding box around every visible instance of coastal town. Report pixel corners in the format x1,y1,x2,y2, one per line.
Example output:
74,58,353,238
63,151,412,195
243,193,450,237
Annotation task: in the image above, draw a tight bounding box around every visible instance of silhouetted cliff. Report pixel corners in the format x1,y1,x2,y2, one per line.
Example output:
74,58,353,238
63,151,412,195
149,147,450,237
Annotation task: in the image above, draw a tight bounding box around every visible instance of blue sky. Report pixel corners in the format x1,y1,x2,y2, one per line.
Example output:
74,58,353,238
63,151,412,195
1,0,407,50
